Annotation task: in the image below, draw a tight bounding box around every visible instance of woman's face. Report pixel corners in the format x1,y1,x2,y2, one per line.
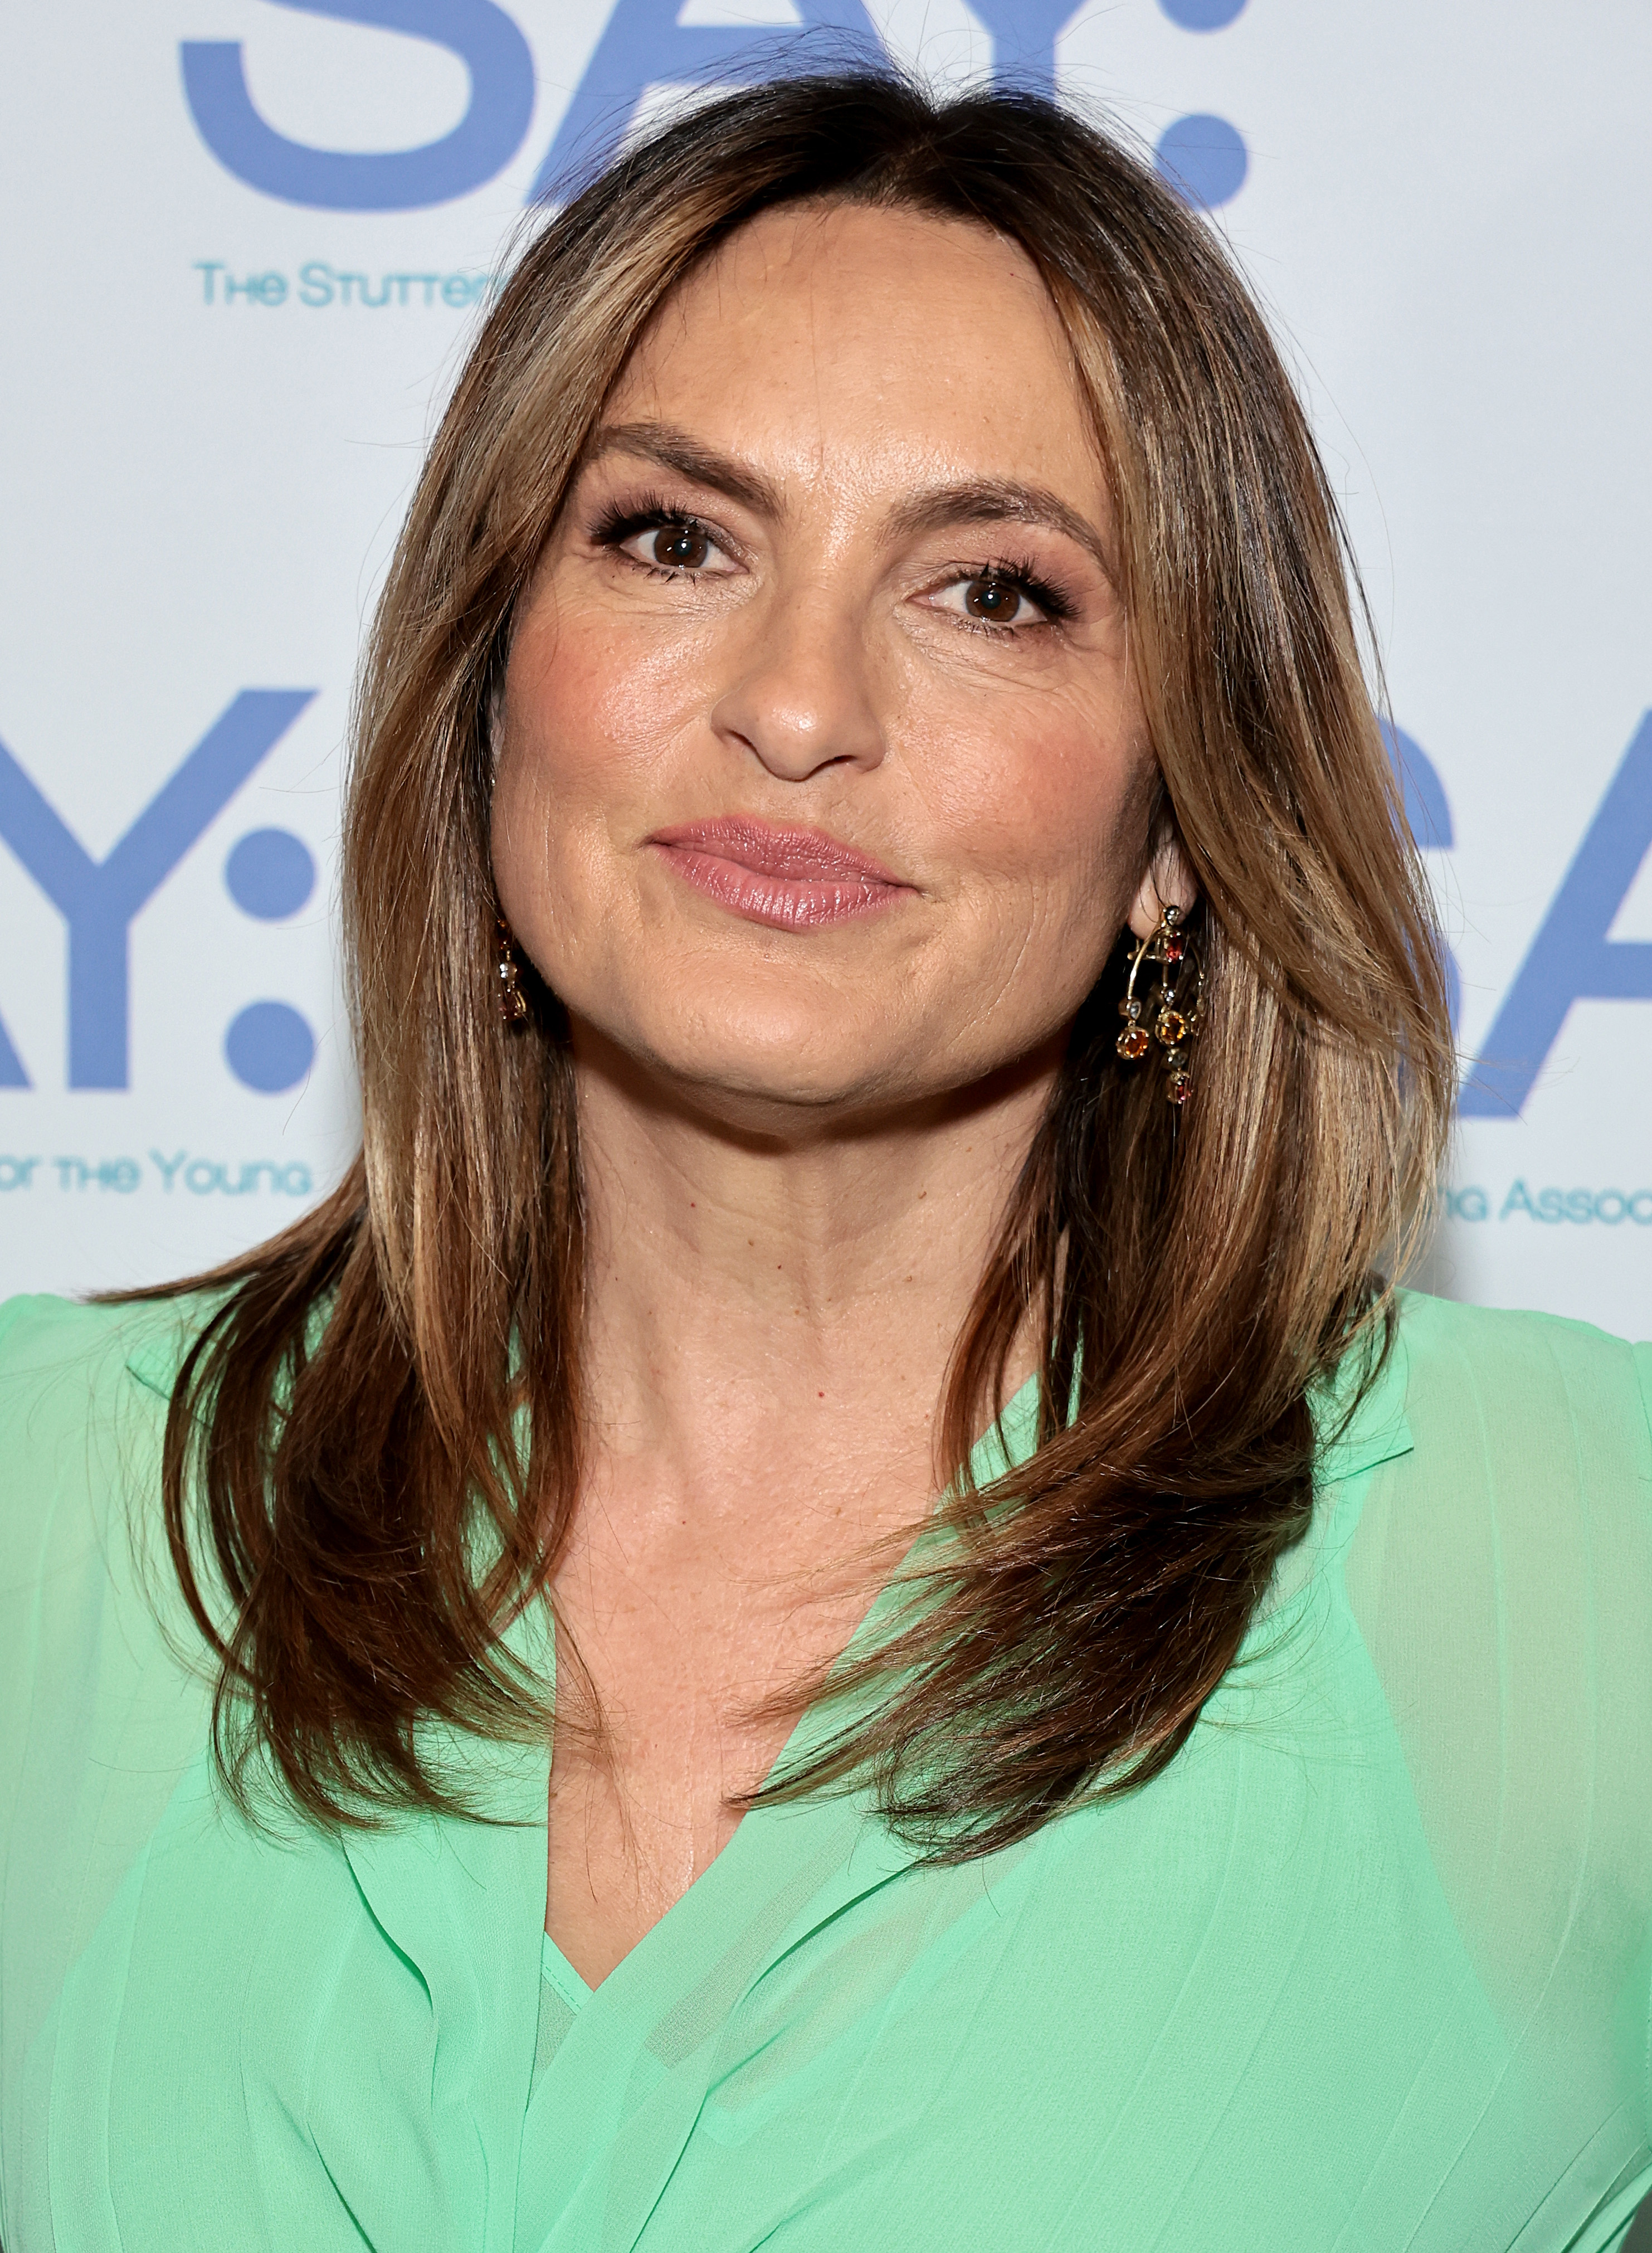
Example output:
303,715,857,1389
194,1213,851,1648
494,199,1166,1125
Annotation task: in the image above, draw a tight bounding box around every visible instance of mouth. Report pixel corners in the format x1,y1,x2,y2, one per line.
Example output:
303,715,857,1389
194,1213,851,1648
647,817,913,931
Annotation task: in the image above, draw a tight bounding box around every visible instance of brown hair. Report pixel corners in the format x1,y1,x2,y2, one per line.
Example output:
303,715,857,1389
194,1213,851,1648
133,72,1451,1857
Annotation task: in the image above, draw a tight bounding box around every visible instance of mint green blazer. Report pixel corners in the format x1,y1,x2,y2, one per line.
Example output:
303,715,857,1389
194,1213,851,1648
2,1287,1650,2251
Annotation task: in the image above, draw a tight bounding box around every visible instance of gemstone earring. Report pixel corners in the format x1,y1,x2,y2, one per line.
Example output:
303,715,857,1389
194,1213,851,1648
496,917,528,1026
1115,902,1203,1105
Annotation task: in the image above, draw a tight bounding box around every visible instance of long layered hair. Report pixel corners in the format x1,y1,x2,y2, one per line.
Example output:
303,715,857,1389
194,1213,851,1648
137,72,1452,1857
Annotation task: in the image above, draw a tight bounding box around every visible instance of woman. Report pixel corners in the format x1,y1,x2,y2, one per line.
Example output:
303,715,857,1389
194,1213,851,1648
2,70,1648,2253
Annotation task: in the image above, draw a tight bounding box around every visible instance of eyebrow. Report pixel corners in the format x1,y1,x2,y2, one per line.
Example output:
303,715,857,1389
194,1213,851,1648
583,422,784,520
583,423,1113,579
886,479,1114,577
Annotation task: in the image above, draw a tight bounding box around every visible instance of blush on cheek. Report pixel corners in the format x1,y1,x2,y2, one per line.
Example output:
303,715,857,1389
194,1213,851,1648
508,608,713,799
940,737,1128,891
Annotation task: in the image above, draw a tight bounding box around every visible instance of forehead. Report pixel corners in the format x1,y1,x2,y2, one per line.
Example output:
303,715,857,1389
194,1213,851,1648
605,200,1103,505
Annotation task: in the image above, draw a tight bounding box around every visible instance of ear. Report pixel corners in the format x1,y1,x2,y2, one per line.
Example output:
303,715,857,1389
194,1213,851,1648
1124,837,1199,943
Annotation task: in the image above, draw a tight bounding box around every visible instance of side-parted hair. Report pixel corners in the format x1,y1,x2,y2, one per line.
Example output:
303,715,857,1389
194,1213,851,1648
135,71,1452,1857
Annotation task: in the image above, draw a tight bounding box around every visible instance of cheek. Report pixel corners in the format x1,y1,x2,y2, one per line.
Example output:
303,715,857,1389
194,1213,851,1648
912,687,1146,923
491,630,620,946
503,601,700,808
492,600,712,922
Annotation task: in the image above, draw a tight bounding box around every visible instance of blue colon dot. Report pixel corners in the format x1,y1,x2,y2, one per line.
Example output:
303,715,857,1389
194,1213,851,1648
1159,0,1247,27
1156,114,1249,208
226,828,315,920
225,1001,315,1093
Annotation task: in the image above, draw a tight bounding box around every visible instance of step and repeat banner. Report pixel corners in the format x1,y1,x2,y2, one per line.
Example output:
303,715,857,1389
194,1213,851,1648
1,0,1648,1334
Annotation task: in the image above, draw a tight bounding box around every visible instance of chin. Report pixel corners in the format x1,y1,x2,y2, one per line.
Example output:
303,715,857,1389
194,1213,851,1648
617,988,916,1121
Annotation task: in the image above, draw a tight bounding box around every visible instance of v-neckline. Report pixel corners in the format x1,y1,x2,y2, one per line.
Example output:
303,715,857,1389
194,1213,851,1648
538,1366,1048,2003
310,1327,1418,2252
540,1924,594,2008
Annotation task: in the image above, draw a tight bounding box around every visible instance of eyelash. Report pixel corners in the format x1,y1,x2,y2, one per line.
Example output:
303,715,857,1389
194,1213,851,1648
944,555,1076,631
589,494,714,575
589,497,1076,627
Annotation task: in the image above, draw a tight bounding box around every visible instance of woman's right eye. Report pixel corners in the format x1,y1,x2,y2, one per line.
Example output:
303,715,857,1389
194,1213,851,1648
610,517,727,573
643,520,712,570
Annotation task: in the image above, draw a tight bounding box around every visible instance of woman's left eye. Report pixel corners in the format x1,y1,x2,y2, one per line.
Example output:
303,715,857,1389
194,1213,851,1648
929,571,1054,629
635,520,713,570
611,515,734,575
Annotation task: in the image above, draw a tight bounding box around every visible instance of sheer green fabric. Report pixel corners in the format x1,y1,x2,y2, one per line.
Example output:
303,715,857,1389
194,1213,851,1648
2,1286,1649,2250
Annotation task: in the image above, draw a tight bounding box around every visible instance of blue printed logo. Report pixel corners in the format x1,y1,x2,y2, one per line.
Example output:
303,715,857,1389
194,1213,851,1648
1459,712,1652,1117
1381,712,1652,1116
181,0,535,212
180,0,1252,214
0,692,317,1093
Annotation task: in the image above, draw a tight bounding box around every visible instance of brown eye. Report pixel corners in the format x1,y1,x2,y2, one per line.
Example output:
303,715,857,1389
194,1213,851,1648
652,522,711,570
963,574,1023,623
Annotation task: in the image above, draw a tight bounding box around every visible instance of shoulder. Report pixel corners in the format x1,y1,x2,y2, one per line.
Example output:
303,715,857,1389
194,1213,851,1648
0,1284,211,1388
0,1289,212,1502
0,1286,189,1391
1336,1297,1652,2128
0,1285,225,1758
1386,1287,1651,1500
1346,1292,1652,1894
1344,1291,1652,1616
0,1293,231,2116
1392,1283,1649,1411
0,1287,225,1662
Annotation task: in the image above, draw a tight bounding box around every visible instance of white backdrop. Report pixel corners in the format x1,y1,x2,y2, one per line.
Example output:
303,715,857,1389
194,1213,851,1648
1,0,1649,1337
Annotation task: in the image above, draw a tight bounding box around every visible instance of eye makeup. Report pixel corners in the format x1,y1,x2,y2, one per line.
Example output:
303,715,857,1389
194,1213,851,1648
585,485,1082,627
935,555,1078,627
589,492,715,553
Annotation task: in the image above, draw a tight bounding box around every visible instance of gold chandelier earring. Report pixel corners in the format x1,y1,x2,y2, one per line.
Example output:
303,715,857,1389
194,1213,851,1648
496,916,528,1027
1115,902,1203,1106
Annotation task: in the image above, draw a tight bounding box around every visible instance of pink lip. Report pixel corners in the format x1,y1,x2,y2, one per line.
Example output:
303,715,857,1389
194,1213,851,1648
647,817,912,931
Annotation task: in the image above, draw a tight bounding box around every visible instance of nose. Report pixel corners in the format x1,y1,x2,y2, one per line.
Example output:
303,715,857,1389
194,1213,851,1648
708,587,886,782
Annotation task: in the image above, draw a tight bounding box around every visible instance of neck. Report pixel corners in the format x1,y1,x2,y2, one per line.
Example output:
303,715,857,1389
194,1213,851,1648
571,1028,1061,1506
